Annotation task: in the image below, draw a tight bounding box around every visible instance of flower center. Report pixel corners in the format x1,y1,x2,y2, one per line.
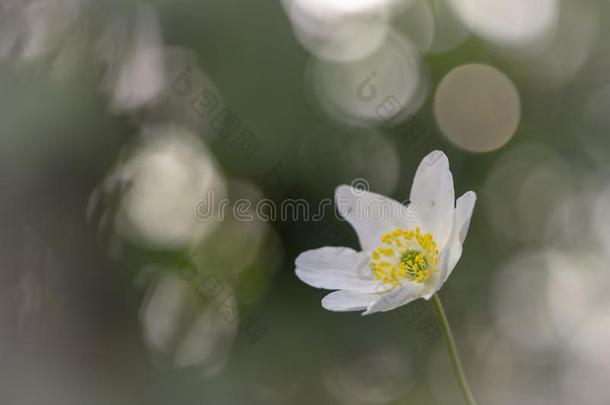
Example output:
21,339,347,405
370,227,439,286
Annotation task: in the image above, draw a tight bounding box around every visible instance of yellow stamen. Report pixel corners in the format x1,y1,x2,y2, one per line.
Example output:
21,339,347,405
369,227,439,286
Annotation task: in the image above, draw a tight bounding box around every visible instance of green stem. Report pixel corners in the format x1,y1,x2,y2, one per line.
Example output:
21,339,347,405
431,294,478,405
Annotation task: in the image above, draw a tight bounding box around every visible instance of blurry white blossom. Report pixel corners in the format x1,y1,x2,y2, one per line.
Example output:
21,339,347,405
140,272,237,375
0,0,86,70
495,0,600,89
448,0,559,50
98,4,167,112
283,0,396,62
101,125,226,251
309,29,424,127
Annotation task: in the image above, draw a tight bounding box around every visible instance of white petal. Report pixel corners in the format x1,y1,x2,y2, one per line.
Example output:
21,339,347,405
295,247,391,293
363,282,426,315
409,150,455,248
445,191,476,283
335,185,414,251
322,290,379,312
454,191,476,243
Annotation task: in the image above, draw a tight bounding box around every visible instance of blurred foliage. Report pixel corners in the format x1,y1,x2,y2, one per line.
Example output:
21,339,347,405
2,0,610,404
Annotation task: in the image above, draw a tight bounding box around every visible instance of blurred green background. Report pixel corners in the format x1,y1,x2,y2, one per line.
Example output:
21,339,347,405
2,0,610,404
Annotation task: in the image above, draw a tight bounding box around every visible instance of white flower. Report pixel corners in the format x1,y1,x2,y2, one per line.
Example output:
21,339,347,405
295,150,476,315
